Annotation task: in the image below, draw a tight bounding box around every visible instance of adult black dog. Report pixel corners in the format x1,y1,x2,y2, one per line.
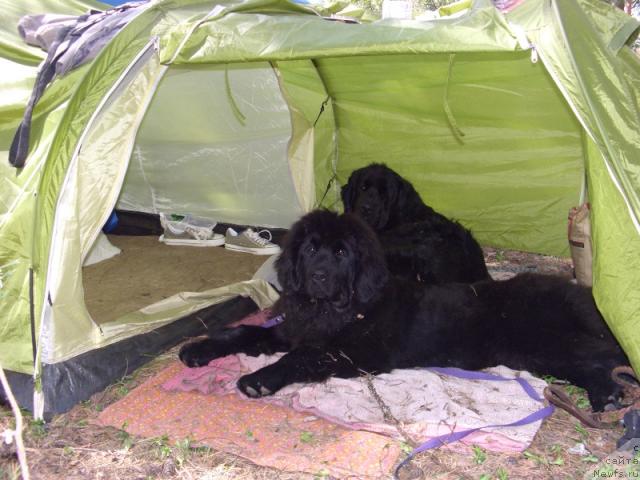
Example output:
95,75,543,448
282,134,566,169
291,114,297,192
341,163,489,284
179,210,628,411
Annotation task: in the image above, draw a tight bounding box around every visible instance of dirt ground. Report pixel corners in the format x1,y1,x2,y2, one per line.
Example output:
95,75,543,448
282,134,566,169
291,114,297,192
0,247,628,480
83,236,268,324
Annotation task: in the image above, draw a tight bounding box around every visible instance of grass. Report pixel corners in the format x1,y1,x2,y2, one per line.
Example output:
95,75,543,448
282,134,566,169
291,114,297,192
0,464,21,480
299,431,315,444
574,422,590,442
27,418,46,439
472,445,487,465
116,422,134,451
152,434,172,460
496,467,509,479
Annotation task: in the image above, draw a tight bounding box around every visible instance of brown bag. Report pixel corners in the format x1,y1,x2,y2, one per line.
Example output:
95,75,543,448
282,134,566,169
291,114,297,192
568,203,592,287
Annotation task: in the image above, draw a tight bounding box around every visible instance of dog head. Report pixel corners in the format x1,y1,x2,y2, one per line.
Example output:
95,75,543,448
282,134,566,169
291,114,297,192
276,210,389,308
341,163,426,231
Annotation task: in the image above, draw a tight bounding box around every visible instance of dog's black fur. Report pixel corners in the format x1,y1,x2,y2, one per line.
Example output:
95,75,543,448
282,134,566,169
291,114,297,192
341,163,489,284
180,210,628,411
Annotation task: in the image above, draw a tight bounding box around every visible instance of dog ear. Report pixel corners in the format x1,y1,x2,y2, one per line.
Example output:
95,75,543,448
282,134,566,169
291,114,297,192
391,176,431,224
393,176,418,211
341,170,362,213
349,215,389,303
340,183,352,212
275,221,305,292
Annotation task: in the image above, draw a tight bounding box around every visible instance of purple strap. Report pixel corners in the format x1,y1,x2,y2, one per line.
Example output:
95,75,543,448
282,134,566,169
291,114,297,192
260,314,285,328
394,367,554,478
427,366,544,402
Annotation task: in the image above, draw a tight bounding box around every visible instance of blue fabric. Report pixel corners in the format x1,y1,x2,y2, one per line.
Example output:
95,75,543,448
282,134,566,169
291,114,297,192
102,211,119,233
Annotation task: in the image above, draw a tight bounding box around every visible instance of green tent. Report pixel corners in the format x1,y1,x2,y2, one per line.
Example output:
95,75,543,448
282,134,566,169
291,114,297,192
1,0,639,417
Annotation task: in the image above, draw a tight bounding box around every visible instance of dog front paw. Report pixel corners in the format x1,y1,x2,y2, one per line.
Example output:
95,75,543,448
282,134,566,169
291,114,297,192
179,339,222,367
237,369,284,398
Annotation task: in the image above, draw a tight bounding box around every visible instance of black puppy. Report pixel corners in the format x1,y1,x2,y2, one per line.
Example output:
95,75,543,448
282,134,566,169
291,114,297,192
180,210,628,411
341,163,489,284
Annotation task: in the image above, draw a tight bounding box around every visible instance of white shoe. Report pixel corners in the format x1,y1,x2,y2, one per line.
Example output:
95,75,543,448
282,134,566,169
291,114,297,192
224,228,281,255
159,213,225,247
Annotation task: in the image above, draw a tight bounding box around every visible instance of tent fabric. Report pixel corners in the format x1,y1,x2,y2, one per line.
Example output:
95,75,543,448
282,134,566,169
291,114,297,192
159,0,520,65
508,0,640,228
1,0,640,415
587,136,640,386
319,51,585,254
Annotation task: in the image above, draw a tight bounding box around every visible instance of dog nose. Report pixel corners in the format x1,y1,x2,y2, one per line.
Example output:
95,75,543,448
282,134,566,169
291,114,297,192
360,204,372,215
312,270,327,283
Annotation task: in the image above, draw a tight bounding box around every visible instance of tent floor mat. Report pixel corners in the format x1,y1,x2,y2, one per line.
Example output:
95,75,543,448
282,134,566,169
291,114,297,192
83,235,268,324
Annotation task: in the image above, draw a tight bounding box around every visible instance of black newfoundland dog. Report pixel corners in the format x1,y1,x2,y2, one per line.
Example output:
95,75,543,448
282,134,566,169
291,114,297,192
341,163,489,284
180,210,628,411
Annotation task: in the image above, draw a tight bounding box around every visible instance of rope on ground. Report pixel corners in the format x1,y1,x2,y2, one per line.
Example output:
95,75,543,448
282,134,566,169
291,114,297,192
362,373,426,479
0,362,30,480
363,372,418,448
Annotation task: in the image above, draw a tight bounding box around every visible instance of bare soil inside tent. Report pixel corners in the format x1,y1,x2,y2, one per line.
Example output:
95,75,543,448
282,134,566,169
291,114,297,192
83,235,267,324
0,248,626,479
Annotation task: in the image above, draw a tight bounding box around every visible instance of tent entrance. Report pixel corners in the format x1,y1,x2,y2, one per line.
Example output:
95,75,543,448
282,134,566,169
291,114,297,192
42,53,286,369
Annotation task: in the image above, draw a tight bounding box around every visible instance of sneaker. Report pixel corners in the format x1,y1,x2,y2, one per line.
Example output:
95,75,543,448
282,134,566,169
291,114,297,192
224,228,281,255
159,213,225,247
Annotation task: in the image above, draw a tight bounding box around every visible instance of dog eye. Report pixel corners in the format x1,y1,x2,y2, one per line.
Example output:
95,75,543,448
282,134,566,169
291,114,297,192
307,245,317,255
335,248,347,257
360,184,367,191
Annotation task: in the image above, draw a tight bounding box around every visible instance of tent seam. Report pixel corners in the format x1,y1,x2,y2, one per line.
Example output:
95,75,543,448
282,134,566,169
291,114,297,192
310,59,340,206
